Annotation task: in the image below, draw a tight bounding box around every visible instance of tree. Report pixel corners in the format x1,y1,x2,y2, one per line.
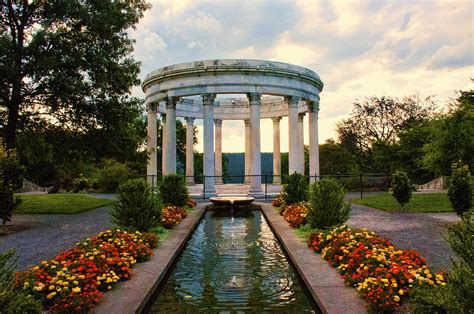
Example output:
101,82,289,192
423,90,474,175
391,171,413,210
319,139,357,175
0,0,150,148
0,140,22,225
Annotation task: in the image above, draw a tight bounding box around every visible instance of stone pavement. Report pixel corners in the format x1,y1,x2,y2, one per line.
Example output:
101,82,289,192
348,204,460,271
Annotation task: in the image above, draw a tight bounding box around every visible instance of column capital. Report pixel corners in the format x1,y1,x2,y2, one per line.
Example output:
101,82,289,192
285,96,301,108
246,92,262,104
298,112,306,121
272,116,282,123
165,96,179,109
201,93,216,106
147,101,158,112
244,119,250,127
185,117,195,125
214,119,223,127
307,100,320,112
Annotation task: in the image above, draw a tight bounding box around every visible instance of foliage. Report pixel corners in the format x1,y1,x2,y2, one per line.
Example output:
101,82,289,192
307,179,351,229
96,159,130,193
409,212,474,313
423,90,474,175
319,139,358,175
72,174,91,193
110,179,162,232
0,1,150,149
0,141,22,225
448,161,472,216
20,229,156,312
272,194,284,207
0,250,42,313
391,171,413,209
353,193,453,213
186,199,197,208
18,194,116,214
308,225,445,312
281,173,309,205
159,174,189,207
280,203,309,228
161,205,188,229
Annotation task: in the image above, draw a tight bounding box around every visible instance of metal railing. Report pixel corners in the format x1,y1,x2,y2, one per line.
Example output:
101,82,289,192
145,173,389,201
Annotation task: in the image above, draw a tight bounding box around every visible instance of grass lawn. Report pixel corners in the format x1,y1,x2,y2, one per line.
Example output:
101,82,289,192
352,192,454,213
16,194,117,214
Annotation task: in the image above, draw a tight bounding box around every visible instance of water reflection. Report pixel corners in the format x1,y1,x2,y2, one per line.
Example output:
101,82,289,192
150,208,318,313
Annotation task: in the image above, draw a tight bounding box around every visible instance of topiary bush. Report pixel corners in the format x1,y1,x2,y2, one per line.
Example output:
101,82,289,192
110,179,162,231
96,159,130,193
159,174,189,207
281,173,309,205
307,178,351,229
448,161,472,216
391,171,413,210
0,250,42,313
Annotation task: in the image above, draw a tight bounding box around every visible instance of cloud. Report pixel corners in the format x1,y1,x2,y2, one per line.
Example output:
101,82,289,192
131,0,474,152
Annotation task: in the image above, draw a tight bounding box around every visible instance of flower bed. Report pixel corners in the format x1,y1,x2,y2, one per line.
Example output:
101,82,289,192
307,225,445,311
280,203,308,228
272,195,284,207
161,205,188,229
186,199,197,208
19,229,157,313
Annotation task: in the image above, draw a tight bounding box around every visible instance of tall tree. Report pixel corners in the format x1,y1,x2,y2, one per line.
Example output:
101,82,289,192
0,0,150,148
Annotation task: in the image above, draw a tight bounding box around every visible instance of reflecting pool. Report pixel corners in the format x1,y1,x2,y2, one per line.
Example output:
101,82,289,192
150,207,318,312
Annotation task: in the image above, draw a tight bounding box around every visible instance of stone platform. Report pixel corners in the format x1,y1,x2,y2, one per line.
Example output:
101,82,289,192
188,183,283,197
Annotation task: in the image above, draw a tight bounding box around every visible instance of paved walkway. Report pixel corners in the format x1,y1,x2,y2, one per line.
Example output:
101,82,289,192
0,207,112,271
348,204,460,271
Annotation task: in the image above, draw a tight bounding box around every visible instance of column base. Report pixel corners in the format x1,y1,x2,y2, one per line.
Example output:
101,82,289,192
214,177,223,185
248,191,264,198
201,192,217,198
273,177,281,184
186,178,195,186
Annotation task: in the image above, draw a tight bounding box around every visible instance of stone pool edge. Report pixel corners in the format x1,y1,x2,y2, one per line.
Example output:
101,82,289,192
92,204,207,314
259,202,367,314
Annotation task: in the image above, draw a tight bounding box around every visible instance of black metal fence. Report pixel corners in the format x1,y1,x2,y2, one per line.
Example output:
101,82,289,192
146,173,388,201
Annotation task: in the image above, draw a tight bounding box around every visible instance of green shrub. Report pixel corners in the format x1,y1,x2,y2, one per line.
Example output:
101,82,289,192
281,173,309,205
96,159,130,193
0,142,22,225
391,171,413,209
307,178,351,229
0,250,42,313
159,174,189,207
448,161,472,216
72,174,91,193
409,211,474,313
110,179,162,231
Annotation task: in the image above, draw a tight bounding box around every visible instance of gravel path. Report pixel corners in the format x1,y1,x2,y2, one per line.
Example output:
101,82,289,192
0,206,113,271
348,204,460,271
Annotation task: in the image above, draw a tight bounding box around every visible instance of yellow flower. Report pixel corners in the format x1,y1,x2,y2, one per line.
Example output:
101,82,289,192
107,286,112,290
47,292,57,300
399,289,404,295
326,235,332,240
393,295,400,302
49,285,55,290
72,287,81,293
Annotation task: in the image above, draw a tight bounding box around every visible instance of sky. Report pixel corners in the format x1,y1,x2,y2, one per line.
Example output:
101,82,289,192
128,0,474,153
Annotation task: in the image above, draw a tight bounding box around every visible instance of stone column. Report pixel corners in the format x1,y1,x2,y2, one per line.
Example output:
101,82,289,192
308,101,320,183
247,93,262,195
214,119,223,184
202,93,216,196
163,97,178,175
161,113,167,176
287,96,301,174
146,102,157,185
185,117,195,185
298,112,306,174
244,119,251,184
272,117,282,184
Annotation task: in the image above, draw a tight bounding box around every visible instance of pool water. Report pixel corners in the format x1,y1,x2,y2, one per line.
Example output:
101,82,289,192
149,207,318,312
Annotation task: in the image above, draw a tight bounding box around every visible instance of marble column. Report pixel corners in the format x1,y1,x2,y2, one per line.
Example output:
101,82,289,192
146,102,157,185
298,112,306,174
163,97,178,175
272,117,282,184
214,119,223,184
161,113,167,176
287,96,301,174
308,101,320,183
244,119,251,184
185,117,195,185
247,93,262,195
202,93,216,196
